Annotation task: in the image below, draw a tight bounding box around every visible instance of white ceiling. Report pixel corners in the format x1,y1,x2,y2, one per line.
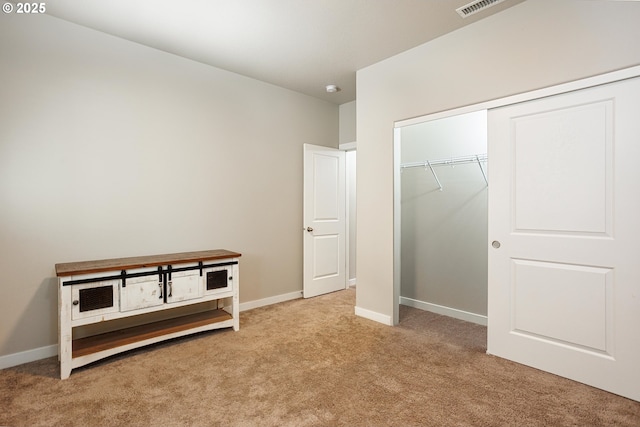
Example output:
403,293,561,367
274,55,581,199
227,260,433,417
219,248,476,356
45,0,526,105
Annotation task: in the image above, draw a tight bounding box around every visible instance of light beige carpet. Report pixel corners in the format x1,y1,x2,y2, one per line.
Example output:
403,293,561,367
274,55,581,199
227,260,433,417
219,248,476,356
1,288,639,426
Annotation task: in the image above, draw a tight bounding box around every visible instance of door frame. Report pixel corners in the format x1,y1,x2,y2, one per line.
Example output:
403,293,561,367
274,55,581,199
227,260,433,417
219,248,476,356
340,141,357,289
392,65,640,326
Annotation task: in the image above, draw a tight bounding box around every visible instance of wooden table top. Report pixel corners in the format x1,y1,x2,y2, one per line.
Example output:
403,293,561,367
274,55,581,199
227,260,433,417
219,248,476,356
55,249,241,277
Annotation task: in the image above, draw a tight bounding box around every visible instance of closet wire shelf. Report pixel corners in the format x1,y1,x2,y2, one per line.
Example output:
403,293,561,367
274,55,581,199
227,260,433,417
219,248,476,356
400,153,488,191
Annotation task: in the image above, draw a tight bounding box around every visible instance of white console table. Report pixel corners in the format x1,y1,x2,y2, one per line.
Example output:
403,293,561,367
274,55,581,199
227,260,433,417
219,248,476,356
55,249,241,379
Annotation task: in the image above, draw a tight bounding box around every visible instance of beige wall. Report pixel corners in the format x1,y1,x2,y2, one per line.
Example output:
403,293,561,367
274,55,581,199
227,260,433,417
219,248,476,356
0,14,338,357
339,101,356,145
356,0,640,321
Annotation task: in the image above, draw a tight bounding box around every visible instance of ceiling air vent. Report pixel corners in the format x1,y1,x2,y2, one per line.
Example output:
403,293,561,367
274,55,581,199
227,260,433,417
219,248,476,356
456,0,507,18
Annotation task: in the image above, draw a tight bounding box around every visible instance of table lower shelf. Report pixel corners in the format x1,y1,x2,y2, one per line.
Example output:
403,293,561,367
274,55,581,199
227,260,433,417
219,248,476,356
72,309,233,358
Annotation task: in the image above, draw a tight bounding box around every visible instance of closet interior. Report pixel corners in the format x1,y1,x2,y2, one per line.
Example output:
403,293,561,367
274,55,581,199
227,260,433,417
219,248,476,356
399,110,488,324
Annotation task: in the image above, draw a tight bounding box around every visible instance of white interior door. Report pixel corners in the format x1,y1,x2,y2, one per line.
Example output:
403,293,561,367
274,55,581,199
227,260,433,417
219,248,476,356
488,77,640,401
303,143,346,298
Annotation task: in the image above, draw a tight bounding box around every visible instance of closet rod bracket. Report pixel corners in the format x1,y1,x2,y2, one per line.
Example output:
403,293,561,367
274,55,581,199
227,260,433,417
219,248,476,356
425,161,443,191
476,155,488,186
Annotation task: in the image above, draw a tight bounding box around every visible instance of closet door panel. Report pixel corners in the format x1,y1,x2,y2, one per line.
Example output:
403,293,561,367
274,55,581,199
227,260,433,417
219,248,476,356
488,76,640,402
512,101,611,234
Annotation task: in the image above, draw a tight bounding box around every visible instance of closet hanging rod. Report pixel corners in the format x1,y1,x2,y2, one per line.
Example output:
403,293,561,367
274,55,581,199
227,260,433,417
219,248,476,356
400,153,488,170
401,153,488,191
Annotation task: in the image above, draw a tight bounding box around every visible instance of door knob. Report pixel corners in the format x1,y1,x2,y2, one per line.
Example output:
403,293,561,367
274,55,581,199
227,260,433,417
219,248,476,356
306,227,314,232
492,240,501,249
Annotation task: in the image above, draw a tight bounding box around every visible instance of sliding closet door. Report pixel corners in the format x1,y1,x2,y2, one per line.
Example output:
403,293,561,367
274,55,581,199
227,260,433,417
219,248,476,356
487,77,640,401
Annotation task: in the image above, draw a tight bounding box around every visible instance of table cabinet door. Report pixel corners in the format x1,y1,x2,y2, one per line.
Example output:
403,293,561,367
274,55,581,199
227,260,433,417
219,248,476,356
166,269,203,304
120,271,164,312
71,279,120,320
203,265,233,296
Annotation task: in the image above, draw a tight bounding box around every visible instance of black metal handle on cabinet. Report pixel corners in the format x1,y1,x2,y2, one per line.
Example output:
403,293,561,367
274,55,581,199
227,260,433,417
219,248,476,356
158,267,164,299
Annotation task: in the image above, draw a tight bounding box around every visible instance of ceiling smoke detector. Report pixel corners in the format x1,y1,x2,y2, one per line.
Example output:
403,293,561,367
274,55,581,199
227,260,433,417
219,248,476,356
325,84,340,93
456,0,507,18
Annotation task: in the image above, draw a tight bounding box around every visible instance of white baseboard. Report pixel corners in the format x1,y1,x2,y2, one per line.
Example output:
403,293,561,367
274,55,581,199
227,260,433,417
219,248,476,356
239,290,302,312
400,296,487,326
355,306,393,326
0,290,304,371
348,278,356,287
0,344,58,370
